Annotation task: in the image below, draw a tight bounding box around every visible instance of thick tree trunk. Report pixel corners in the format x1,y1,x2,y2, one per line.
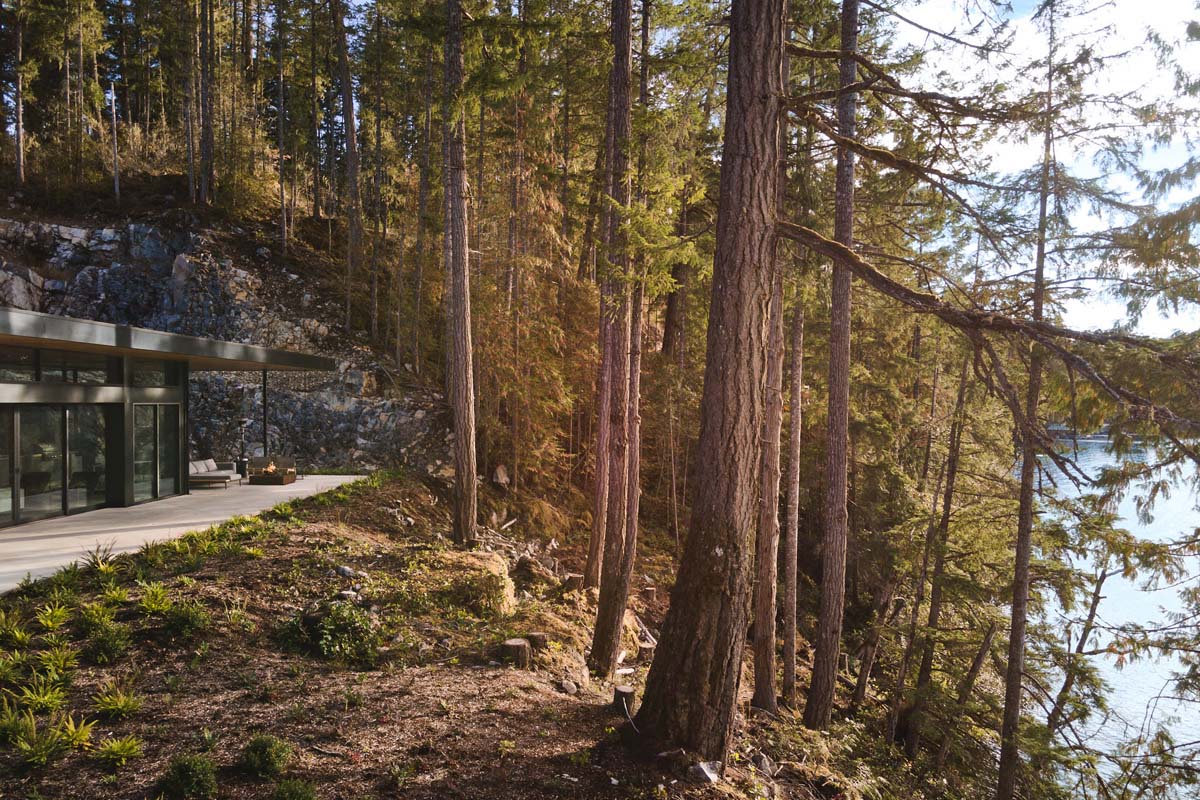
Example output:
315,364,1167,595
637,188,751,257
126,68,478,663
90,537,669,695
751,256,785,713
781,303,803,708
997,13,1054,796
634,0,782,761
803,0,858,730
442,0,478,546
334,0,364,331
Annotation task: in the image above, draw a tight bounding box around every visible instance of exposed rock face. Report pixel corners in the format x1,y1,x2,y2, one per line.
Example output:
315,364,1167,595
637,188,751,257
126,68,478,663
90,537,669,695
0,215,447,472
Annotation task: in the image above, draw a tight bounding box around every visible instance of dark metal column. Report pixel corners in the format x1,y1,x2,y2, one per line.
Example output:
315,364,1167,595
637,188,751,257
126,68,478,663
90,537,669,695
262,369,268,457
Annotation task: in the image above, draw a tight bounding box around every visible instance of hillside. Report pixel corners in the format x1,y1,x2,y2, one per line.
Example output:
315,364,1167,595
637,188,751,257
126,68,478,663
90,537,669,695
0,473,910,800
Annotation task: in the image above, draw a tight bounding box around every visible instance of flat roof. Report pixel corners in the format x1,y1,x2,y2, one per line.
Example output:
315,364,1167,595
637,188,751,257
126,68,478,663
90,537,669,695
0,308,336,372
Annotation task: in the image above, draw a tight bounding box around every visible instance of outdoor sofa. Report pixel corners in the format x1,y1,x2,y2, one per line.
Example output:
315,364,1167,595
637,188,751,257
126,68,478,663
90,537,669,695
188,458,241,489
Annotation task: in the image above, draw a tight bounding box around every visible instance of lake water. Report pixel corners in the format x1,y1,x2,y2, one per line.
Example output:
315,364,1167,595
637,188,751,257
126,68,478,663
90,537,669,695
1043,439,1200,756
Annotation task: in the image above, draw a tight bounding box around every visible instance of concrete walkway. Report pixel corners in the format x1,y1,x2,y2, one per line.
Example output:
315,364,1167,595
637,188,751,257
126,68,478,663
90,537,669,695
0,475,364,592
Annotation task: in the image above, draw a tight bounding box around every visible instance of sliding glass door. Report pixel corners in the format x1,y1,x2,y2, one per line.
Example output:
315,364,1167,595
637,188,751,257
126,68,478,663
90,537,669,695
133,404,181,503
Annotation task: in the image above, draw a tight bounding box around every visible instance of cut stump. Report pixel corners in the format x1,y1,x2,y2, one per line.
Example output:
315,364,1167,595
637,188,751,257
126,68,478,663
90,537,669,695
501,638,531,669
613,685,636,713
527,631,549,651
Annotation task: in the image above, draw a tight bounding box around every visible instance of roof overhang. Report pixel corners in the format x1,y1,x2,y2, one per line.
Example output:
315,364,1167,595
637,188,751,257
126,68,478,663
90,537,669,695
0,308,336,372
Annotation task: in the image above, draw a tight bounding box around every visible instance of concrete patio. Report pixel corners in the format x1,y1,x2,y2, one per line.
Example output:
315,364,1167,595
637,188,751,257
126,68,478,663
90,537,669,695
0,474,364,592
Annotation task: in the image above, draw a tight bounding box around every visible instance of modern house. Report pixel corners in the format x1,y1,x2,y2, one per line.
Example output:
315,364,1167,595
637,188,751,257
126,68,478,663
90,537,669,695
0,308,334,528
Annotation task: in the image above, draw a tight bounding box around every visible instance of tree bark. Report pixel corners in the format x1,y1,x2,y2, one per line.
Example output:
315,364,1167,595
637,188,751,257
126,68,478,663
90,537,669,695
442,0,478,546
781,303,803,708
587,0,636,675
751,252,785,713
278,0,289,252
310,1,322,218
803,0,859,730
634,0,782,761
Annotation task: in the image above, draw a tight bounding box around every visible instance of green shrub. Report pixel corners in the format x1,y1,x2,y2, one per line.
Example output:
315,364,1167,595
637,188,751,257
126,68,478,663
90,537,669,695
78,601,117,634
163,600,211,639
271,779,317,800
159,753,218,800
56,713,95,749
36,644,78,675
101,582,130,605
34,602,71,632
240,734,293,778
94,734,144,769
138,581,173,615
282,602,381,667
0,649,26,687
0,609,31,648
92,679,143,719
14,674,67,714
0,696,32,745
83,620,132,664
13,712,69,768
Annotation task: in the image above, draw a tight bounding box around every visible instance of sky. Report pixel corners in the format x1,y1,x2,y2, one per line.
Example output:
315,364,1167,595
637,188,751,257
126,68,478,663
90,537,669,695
887,0,1200,337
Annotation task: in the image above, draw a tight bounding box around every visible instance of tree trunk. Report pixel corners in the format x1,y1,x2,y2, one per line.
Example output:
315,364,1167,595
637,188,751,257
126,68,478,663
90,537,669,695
751,253,785,713
903,358,970,756
634,0,782,761
413,49,434,375
442,0,477,546
278,0,289,252
333,0,363,331
15,0,26,186
199,0,214,203
310,1,322,218
850,573,898,710
803,0,859,730
781,303,803,708
997,11,1055,797
587,0,636,674
935,620,997,769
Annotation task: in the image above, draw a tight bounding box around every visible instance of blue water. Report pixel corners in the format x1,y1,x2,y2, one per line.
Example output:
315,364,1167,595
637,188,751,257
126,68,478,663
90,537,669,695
1043,439,1200,756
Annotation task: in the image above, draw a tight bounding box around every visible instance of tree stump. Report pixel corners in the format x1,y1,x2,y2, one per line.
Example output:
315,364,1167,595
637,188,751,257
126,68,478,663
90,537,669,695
501,638,531,669
642,586,657,603
613,685,636,713
638,641,656,663
562,573,584,592
527,631,549,651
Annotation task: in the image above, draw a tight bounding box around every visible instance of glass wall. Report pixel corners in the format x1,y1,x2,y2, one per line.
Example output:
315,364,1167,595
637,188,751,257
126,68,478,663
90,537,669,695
158,405,179,497
20,406,64,521
0,410,11,523
0,347,36,382
40,350,113,384
68,406,107,511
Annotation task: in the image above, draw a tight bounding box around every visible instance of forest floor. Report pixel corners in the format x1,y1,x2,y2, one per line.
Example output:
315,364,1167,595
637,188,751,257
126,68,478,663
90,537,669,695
0,473,899,800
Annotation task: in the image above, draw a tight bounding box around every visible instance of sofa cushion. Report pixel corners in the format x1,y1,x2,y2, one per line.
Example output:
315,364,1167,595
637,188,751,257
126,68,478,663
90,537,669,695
203,458,218,472
189,461,201,474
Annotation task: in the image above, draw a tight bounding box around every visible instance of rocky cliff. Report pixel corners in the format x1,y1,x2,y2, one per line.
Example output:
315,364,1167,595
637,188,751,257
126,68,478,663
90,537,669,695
0,212,450,474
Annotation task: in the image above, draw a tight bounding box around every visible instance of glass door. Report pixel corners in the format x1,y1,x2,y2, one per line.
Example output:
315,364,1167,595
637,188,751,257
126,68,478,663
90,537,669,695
19,406,65,522
133,404,181,503
67,406,107,511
